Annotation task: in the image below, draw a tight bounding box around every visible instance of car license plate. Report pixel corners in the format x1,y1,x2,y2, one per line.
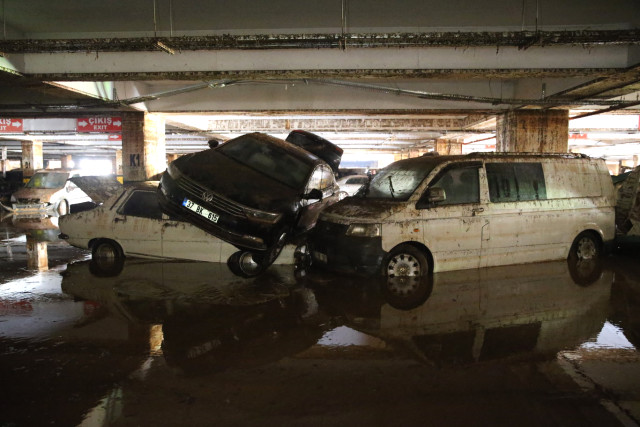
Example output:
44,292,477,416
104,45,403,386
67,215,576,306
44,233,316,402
182,198,219,223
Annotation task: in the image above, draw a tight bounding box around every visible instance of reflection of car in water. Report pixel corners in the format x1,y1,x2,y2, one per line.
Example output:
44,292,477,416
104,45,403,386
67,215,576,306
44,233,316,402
60,259,326,374
158,131,343,275
59,180,299,270
4,170,91,215
312,259,613,365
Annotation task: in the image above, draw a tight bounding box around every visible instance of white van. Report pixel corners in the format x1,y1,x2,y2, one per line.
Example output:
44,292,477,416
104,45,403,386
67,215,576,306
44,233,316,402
7,169,91,215
310,153,616,277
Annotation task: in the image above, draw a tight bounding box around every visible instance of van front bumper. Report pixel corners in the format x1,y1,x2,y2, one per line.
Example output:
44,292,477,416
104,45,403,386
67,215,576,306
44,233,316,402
309,220,385,276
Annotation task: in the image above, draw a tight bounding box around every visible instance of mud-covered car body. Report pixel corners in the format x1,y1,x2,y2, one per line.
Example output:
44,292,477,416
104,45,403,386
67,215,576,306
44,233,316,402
59,180,253,263
5,169,90,215
157,132,342,255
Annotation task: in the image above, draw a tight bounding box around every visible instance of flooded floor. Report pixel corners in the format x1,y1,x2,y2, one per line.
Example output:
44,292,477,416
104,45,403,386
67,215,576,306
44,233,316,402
1,213,639,426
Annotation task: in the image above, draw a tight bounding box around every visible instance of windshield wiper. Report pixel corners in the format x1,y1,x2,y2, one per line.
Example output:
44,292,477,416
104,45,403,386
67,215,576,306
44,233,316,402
388,176,395,199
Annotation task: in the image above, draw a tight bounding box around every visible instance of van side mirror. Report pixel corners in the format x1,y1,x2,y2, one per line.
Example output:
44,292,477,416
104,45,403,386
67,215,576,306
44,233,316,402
416,187,446,209
303,188,323,201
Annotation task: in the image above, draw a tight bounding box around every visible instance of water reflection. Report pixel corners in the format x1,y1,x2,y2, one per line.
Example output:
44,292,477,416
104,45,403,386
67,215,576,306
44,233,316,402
56,255,634,373
312,260,614,365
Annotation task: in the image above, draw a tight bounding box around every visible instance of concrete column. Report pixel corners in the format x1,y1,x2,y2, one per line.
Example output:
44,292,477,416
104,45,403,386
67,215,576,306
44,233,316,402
60,154,73,170
121,112,166,182
166,153,180,164
496,110,569,153
435,139,463,155
21,140,44,182
1,147,6,178
26,239,48,271
114,149,123,183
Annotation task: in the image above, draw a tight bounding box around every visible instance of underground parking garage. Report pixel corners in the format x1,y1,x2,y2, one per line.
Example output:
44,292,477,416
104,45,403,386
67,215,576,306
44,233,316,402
2,1,640,425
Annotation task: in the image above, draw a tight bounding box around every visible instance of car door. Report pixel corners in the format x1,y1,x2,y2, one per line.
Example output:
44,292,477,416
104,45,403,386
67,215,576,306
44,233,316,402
297,165,339,231
416,162,486,271
112,190,163,257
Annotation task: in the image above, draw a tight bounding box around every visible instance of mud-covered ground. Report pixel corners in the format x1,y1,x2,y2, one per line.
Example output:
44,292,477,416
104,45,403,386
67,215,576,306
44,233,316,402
1,214,639,426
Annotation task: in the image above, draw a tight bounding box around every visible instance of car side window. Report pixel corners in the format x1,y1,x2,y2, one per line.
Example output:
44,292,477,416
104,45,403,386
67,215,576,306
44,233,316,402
320,166,336,191
306,167,323,192
429,165,480,205
486,163,546,202
118,190,163,219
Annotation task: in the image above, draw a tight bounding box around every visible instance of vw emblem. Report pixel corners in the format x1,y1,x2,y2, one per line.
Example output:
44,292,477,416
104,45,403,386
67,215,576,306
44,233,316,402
202,191,214,202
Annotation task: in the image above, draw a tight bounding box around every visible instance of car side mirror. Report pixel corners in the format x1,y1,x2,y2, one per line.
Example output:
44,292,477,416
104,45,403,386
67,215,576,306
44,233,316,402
303,188,323,200
416,187,446,209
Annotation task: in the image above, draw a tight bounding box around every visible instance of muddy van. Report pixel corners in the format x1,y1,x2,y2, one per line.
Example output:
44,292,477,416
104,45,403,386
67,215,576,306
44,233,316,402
310,153,616,277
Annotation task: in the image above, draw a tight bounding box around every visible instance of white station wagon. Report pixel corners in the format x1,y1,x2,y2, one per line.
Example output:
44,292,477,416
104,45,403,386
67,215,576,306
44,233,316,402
58,179,295,269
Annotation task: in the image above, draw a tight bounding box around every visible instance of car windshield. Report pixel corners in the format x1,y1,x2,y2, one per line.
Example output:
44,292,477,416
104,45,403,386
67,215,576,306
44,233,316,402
359,159,439,200
218,136,312,190
26,172,69,189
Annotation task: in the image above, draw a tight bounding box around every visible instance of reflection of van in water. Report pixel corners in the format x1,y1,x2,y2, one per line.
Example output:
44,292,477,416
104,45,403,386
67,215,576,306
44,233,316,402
7,170,91,215
311,153,616,277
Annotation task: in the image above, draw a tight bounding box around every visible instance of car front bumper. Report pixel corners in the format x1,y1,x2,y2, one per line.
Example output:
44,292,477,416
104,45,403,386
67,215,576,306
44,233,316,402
309,219,386,276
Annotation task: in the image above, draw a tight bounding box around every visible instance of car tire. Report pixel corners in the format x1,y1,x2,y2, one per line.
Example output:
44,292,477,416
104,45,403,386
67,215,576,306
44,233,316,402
227,250,264,278
56,199,69,215
384,244,430,279
90,239,124,277
568,231,601,261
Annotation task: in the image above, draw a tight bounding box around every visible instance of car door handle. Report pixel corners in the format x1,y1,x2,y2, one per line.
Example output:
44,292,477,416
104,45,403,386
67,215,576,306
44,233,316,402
472,207,484,216
114,217,125,223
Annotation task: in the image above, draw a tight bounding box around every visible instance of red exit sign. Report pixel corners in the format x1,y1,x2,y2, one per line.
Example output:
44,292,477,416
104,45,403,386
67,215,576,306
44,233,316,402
0,118,23,132
77,117,122,132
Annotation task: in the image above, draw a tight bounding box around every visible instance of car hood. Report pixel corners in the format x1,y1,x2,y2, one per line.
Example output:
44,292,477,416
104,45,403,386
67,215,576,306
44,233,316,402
178,151,301,211
320,197,406,223
12,187,59,201
69,176,123,204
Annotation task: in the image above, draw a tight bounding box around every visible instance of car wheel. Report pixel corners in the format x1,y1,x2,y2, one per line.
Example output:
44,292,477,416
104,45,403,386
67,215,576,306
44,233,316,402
90,240,124,277
56,199,69,215
385,244,429,279
227,250,264,277
568,231,601,261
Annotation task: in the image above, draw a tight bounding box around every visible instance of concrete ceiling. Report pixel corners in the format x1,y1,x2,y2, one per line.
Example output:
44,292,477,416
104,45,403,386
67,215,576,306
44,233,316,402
0,0,639,163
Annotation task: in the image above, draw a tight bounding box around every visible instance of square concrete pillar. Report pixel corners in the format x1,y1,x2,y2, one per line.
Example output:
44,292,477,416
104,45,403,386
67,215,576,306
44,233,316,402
496,110,569,153
113,149,123,183
436,139,463,155
121,112,167,182
61,154,73,170
21,140,44,182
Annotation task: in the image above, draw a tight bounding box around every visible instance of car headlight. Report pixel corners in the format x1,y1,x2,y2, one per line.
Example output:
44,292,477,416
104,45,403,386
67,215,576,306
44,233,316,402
346,223,381,237
245,209,282,224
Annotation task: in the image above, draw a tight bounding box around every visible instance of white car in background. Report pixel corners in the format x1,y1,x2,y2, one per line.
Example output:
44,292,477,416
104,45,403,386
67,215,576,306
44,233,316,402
58,178,296,272
4,169,91,215
336,174,370,196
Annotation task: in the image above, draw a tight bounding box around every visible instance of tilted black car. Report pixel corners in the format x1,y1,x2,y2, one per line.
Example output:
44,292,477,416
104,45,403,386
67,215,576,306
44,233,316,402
157,132,342,268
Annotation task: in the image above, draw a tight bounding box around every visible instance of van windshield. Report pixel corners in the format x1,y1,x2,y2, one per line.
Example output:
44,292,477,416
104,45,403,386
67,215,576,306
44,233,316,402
26,172,69,189
218,136,312,190
359,160,438,200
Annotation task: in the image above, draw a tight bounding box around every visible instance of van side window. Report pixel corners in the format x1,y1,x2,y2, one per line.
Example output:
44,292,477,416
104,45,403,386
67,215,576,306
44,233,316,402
119,190,163,219
486,163,546,202
430,165,480,205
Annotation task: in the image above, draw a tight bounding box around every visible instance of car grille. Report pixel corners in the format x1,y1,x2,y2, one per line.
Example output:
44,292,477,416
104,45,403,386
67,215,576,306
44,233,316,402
176,175,246,218
315,220,348,236
18,198,41,204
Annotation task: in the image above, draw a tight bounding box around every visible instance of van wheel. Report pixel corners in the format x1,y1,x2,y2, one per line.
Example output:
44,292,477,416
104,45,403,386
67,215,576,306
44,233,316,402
385,244,429,278
56,199,69,215
569,231,601,261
